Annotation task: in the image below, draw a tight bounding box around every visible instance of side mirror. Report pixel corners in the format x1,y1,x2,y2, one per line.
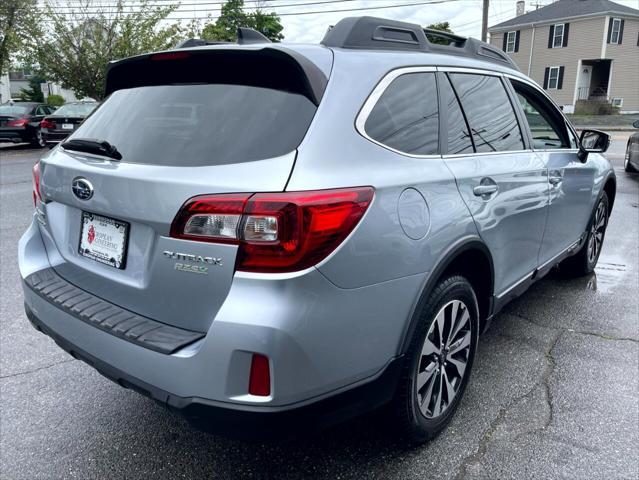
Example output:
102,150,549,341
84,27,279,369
578,129,610,162
633,120,639,129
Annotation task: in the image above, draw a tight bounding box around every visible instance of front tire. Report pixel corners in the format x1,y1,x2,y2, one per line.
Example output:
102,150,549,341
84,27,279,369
560,192,609,276
391,275,479,443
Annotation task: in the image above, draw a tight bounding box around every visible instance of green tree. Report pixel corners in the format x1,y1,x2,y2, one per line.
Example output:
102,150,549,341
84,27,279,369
46,94,65,107
19,73,46,102
425,22,454,45
22,0,185,100
0,0,39,76
202,0,284,43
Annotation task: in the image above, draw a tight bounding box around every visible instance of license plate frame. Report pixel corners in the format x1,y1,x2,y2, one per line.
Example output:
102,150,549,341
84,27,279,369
78,212,129,269
61,123,74,130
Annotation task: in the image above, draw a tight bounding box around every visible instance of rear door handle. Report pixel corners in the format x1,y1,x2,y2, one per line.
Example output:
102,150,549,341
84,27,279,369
549,174,563,185
473,184,499,197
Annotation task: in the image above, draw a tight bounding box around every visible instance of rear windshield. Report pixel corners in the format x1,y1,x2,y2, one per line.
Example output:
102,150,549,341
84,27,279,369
0,105,30,115
54,103,97,117
69,84,317,166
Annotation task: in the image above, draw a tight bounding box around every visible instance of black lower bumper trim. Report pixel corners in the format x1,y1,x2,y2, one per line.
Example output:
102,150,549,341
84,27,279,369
25,268,204,354
26,304,403,440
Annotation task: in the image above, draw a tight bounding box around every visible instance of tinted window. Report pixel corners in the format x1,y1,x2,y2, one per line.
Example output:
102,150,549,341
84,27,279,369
510,80,571,149
449,74,524,153
70,84,317,166
53,103,97,117
0,105,29,115
441,76,474,154
364,73,438,155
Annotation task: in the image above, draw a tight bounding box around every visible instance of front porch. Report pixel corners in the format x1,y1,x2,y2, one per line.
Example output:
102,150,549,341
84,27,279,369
574,59,616,114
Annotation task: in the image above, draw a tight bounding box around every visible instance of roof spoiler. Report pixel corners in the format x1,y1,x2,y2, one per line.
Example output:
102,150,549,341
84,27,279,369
321,16,519,71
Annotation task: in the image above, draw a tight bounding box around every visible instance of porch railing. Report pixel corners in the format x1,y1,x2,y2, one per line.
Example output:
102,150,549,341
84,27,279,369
577,86,589,100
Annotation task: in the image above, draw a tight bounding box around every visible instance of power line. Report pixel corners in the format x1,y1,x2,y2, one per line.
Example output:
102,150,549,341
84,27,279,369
49,0,461,18
46,0,358,10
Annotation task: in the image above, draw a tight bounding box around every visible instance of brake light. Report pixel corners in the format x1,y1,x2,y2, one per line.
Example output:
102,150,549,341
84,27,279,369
150,51,191,61
7,118,28,127
248,354,271,397
32,162,42,206
40,119,55,129
170,187,374,273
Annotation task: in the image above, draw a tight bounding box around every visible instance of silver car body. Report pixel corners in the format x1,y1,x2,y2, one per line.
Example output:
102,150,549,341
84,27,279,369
19,32,616,428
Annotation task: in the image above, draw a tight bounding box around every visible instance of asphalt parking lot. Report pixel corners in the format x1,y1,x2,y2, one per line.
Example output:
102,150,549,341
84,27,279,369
1,136,637,479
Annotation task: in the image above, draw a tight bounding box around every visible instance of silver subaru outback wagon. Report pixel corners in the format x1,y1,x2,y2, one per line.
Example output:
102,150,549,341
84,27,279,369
19,17,615,442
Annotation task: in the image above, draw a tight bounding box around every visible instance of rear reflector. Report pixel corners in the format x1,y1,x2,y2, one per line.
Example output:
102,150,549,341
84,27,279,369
248,354,271,396
170,187,375,273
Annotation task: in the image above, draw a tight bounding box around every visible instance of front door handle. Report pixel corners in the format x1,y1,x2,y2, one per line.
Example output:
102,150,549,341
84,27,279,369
473,184,499,197
549,173,563,185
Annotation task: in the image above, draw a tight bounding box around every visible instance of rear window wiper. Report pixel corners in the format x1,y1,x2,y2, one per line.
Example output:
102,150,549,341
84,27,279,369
61,138,122,160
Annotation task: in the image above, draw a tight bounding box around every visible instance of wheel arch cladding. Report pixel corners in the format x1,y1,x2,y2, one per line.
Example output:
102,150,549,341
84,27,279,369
400,239,495,354
603,176,616,217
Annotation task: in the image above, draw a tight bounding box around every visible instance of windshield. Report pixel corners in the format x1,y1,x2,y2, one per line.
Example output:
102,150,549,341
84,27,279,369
0,105,30,116
54,103,97,117
70,84,317,166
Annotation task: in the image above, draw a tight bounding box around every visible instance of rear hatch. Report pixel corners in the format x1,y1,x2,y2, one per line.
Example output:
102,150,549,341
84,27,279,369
38,46,330,333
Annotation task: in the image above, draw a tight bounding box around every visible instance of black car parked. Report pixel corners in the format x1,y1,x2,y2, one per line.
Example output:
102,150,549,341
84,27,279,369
0,102,56,147
40,101,98,147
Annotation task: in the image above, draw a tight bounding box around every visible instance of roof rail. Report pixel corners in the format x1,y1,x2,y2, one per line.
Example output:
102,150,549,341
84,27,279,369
175,27,272,49
321,16,519,71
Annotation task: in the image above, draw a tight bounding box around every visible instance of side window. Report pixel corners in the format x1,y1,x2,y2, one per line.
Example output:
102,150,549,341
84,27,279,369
35,106,47,116
448,73,524,153
510,79,572,149
364,72,438,155
440,75,474,155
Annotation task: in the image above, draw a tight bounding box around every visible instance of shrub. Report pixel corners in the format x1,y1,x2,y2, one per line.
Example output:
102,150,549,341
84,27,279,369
46,94,65,107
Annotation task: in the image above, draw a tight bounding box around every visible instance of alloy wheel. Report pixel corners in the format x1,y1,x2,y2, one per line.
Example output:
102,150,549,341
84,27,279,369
587,200,606,264
416,299,472,419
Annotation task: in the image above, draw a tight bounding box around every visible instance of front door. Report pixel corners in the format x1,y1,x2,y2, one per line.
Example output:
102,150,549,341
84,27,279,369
577,65,592,100
441,72,549,295
509,78,596,267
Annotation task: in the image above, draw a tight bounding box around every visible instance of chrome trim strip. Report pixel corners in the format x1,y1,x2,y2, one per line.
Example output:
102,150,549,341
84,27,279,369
538,239,581,271
442,149,533,159
496,270,535,299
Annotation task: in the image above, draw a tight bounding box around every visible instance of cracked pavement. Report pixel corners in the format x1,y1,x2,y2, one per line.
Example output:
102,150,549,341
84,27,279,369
1,135,637,479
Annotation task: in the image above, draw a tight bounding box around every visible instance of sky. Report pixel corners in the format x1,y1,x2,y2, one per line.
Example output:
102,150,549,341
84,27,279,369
44,0,639,42
153,0,639,42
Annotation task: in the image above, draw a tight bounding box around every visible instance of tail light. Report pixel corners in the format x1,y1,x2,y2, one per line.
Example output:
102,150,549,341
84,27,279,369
248,353,271,396
7,118,29,127
32,162,42,206
40,119,55,129
170,187,374,273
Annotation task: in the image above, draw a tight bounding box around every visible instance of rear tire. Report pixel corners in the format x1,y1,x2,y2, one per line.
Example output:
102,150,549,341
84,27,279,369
560,192,609,277
391,275,479,443
30,129,45,148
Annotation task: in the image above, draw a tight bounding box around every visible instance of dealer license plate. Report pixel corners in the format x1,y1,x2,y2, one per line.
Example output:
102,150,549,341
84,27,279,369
79,212,129,269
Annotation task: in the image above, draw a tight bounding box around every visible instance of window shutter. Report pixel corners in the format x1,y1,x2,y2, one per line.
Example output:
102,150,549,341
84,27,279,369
502,33,508,51
607,18,613,43
618,19,625,44
515,30,521,52
562,23,569,47
548,25,555,48
543,67,550,89
558,66,565,90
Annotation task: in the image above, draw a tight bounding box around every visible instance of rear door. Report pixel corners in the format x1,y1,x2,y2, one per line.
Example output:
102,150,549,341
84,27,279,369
38,48,329,333
441,71,548,296
508,78,594,266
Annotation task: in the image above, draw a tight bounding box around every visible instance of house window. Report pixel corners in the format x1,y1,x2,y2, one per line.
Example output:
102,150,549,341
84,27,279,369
548,67,560,89
506,31,517,53
553,24,564,47
611,98,623,107
610,18,621,44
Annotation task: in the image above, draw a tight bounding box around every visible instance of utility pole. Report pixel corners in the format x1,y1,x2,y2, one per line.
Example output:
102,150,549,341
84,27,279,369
481,0,489,42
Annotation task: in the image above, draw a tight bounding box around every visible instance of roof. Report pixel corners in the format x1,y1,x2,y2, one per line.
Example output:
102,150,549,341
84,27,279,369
489,0,639,31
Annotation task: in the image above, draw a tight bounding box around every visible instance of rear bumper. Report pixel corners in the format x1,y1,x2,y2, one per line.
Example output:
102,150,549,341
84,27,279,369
0,128,30,143
19,218,422,435
25,303,402,439
41,131,69,143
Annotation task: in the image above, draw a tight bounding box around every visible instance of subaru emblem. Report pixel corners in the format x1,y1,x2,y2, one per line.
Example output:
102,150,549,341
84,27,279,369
72,177,94,200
